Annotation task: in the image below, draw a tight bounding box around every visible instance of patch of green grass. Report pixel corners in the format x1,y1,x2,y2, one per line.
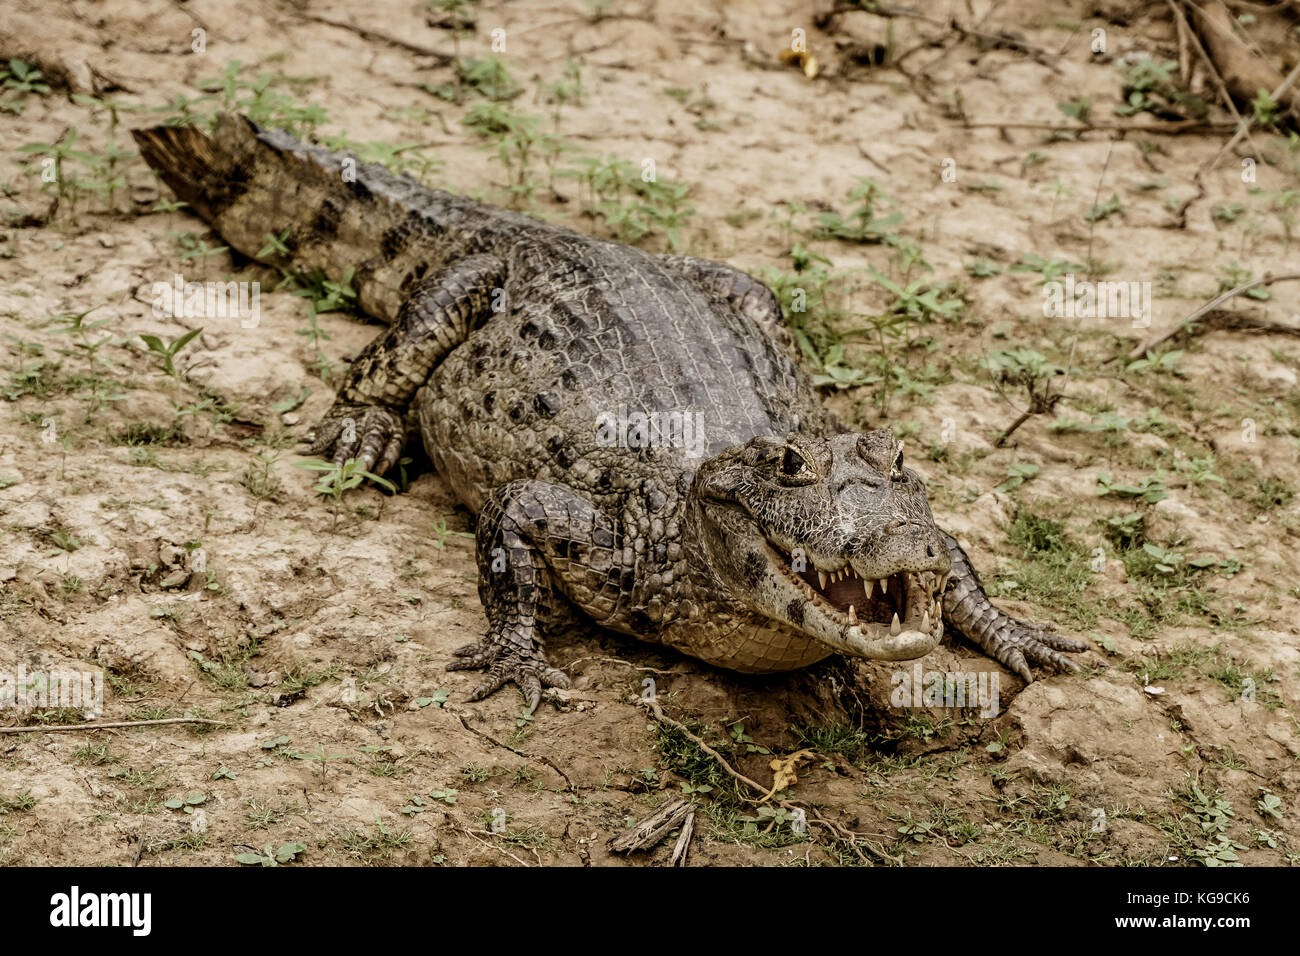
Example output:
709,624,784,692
335,819,415,863
1121,640,1220,683
112,421,186,446
73,742,117,765
1207,658,1281,709
793,723,872,759
188,635,262,691
279,661,340,696
151,832,207,855
559,153,695,250
244,798,303,830
654,722,731,794
192,60,329,137
112,767,165,791
0,59,51,114
23,707,84,725
1160,776,1246,867
991,510,1098,630
459,764,494,783
4,361,65,400
0,791,37,814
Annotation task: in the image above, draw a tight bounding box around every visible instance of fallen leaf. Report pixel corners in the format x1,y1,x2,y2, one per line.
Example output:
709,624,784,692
761,748,815,802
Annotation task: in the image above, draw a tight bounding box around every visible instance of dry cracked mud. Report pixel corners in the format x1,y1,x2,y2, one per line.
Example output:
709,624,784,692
0,0,1298,867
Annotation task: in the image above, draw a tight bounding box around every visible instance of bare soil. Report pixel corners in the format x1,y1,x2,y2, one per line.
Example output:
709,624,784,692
0,0,1298,866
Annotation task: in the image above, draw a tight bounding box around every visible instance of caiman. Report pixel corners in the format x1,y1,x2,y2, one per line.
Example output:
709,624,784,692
133,114,1089,712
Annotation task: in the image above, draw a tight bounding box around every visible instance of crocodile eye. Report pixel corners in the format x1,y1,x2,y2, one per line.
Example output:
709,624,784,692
890,445,904,480
781,447,806,477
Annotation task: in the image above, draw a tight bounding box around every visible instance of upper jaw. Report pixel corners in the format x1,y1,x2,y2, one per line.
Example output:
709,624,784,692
762,539,951,660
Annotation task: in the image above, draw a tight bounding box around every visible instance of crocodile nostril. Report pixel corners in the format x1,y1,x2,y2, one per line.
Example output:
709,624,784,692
926,542,937,557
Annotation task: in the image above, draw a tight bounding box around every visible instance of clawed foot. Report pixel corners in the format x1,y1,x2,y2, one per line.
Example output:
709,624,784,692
990,615,1090,684
302,403,404,476
447,631,571,713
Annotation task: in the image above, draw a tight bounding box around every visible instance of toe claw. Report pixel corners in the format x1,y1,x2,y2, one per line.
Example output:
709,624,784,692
375,434,404,479
538,666,570,689
469,666,510,701
1005,649,1033,684
450,633,563,714
304,404,404,477
521,675,542,714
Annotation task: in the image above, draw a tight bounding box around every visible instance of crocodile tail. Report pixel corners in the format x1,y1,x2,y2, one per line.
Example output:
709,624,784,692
131,113,510,323
131,121,243,223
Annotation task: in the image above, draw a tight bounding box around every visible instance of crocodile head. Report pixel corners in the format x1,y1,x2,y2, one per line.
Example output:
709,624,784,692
689,429,953,661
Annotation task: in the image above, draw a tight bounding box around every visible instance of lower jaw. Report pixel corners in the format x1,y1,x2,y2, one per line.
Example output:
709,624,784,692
825,624,942,661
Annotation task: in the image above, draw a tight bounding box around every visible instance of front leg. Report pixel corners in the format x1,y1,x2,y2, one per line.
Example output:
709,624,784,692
449,479,625,713
305,253,504,475
940,532,1089,682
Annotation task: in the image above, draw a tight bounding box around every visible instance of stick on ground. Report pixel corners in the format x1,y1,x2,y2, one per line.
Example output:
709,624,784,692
1125,272,1300,359
0,716,224,734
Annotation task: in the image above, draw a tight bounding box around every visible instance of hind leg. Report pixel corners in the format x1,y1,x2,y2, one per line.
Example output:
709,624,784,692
305,254,504,476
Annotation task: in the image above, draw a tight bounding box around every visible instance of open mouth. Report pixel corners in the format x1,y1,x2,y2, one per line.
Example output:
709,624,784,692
766,541,947,641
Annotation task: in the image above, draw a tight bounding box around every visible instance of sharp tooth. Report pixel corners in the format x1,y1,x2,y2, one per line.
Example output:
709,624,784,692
890,612,901,636
864,579,874,599
846,565,856,579
818,570,827,590
848,604,857,625
922,609,930,631
880,577,888,595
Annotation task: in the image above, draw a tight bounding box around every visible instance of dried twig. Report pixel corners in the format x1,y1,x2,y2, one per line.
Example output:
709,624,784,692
563,656,678,675
609,797,692,853
1186,0,1294,110
450,710,574,791
460,827,531,867
1124,272,1300,359
0,716,223,734
1166,1,1267,171
1170,0,1192,86
1205,59,1300,171
299,14,454,64
634,697,900,864
960,119,1234,133
636,697,767,793
670,809,695,866
834,2,1056,57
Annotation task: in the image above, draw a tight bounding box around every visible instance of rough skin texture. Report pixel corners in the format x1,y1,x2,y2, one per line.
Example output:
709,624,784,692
133,114,1089,712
